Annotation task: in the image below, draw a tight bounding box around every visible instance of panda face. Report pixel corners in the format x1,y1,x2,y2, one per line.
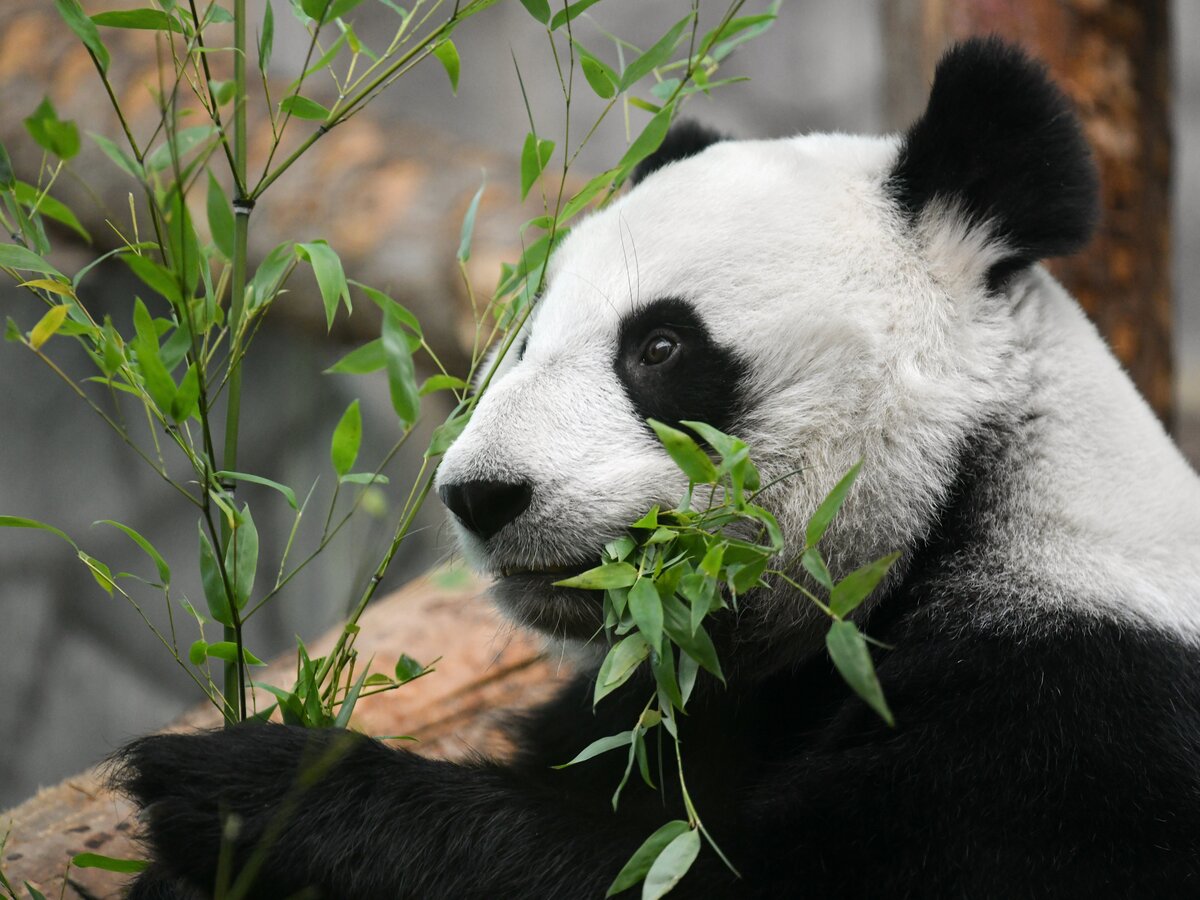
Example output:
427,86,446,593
437,135,989,639
438,39,1103,644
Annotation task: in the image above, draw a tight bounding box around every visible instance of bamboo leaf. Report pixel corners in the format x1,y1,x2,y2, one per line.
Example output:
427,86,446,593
606,821,691,896
549,0,601,30
325,339,386,375
628,578,663,649
280,95,330,121
0,244,63,278
517,0,550,23
555,562,638,590
29,305,68,350
259,0,275,73
554,730,633,768
296,240,350,329
457,176,486,263
826,619,893,726
433,40,460,94
330,399,362,477
647,419,718,484
224,504,258,611
206,170,235,260
91,9,183,31
519,132,555,201
619,14,693,90
214,470,298,510
643,828,701,900
54,0,110,72
95,519,170,584
381,305,419,425
806,461,862,547
829,552,900,618
198,524,231,626
70,854,149,874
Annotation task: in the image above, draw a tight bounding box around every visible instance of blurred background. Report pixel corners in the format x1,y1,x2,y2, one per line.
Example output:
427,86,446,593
1,0,1197,810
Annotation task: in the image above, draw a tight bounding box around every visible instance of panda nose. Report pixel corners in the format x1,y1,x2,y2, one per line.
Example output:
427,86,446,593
438,479,534,540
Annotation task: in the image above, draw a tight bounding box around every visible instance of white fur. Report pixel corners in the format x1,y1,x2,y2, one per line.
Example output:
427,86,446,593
437,131,1200,648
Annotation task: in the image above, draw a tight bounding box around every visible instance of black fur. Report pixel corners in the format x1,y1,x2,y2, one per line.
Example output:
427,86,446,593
631,120,726,185
888,36,1100,290
614,297,749,435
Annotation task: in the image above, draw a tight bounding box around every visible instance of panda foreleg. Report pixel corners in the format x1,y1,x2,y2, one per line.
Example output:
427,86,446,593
114,721,705,899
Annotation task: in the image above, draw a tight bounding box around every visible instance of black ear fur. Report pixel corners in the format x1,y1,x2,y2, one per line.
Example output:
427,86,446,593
889,36,1100,290
631,120,727,185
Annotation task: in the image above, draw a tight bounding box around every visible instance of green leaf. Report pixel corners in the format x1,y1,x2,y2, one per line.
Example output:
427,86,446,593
457,176,485,263
707,9,779,62
549,0,601,30
54,0,110,72
644,828,701,900
188,639,208,665
78,551,115,595
24,882,49,900
425,407,471,458
206,171,235,259
0,243,64,278
381,305,420,425
280,94,330,121
91,8,182,30
171,362,200,422
198,523,231,626
90,132,142,180
554,730,633,768
519,132,555,201
204,641,266,665
215,470,298,510
325,339,385,375
662,593,723,681
259,0,275,73
517,0,550,23
617,105,673,176
0,141,14,190
606,820,691,896
628,578,663,649
807,461,861,547
70,854,149,874
162,185,201,298
0,516,76,548
826,619,893,726
145,125,217,173
248,241,295,310
620,13,693,90
648,419,718,484
95,519,171,584
29,305,68,350
394,653,425,683
433,40,460,94
573,42,617,99
801,547,833,591
594,633,649,705
225,505,258,610
331,399,362,477
338,472,389,485
419,374,468,396
326,0,368,20
13,181,89,241
131,298,177,413
830,552,900,618
354,281,422,334
123,253,183,304
333,665,371,728
555,562,638,590
296,240,350,329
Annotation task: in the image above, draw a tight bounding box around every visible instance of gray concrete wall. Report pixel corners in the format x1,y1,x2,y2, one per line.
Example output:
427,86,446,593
2,0,1196,809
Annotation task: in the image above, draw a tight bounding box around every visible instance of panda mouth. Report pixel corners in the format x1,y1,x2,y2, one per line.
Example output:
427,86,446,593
499,560,594,580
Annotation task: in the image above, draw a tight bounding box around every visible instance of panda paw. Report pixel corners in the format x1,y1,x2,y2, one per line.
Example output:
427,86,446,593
112,723,371,894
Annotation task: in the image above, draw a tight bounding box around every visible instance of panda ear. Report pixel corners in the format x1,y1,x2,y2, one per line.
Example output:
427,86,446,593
631,120,727,185
888,36,1100,291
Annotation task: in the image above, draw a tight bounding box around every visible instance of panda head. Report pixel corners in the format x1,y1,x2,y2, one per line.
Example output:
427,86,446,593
436,37,1099,646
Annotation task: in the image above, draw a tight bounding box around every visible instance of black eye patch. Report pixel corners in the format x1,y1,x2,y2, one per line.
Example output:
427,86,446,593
615,298,749,436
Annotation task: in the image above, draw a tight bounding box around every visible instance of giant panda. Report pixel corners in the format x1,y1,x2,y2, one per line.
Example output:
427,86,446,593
118,37,1200,899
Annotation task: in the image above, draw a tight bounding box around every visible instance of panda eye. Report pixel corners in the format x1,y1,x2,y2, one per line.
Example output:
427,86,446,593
640,331,680,366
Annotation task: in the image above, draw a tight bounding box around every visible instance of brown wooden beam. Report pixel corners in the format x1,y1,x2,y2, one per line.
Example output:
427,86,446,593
883,0,1175,424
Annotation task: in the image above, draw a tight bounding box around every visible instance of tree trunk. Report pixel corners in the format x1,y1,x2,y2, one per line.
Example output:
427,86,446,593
882,0,1174,425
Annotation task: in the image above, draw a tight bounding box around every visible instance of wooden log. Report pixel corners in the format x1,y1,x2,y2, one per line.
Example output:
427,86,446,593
0,570,568,899
882,0,1175,424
